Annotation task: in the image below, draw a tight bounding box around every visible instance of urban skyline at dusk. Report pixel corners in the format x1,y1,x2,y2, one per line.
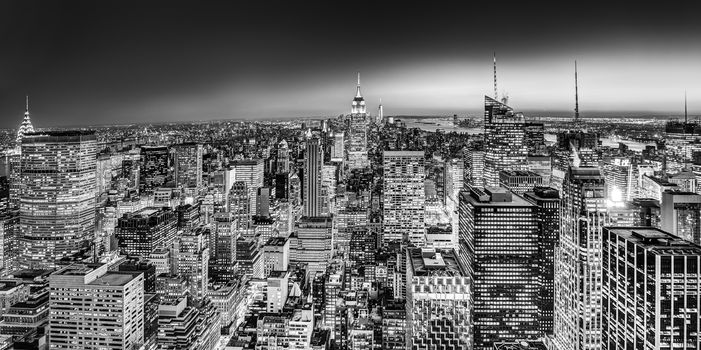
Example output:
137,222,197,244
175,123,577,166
1,2,701,350
1,1,701,128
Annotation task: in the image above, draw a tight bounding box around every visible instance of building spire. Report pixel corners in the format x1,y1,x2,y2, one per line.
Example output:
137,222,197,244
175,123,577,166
685,90,688,123
493,52,498,100
574,61,580,123
17,95,35,144
355,71,362,98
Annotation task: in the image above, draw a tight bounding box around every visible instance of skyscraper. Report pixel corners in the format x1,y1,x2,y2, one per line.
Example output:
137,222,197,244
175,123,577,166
290,216,333,277
116,207,178,259
459,187,540,349
172,143,203,188
18,131,97,269
660,190,701,245
383,151,425,246
304,138,322,217
48,263,145,350
602,227,701,350
554,167,608,350
231,159,264,216
347,73,369,170
483,96,527,187
331,132,344,162
15,96,34,144
276,139,290,174
524,187,560,336
139,145,171,192
405,247,471,349
176,228,210,300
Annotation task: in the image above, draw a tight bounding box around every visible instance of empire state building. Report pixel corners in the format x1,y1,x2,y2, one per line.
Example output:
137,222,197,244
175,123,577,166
347,73,369,170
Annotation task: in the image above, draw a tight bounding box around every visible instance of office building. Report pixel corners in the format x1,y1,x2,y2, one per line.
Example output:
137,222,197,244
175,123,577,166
383,151,425,246
406,248,470,349
276,139,290,174
139,146,171,192
256,187,270,217
304,138,323,217
262,237,289,278
554,167,608,350
602,227,701,350
231,159,264,216
48,263,144,349
524,187,560,335
483,96,527,187
18,131,97,269
660,190,701,245
176,228,209,300
290,217,332,276
499,170,543,195
459,187,540,349
347,74,369,170
173,143,203,188
116,207,177,259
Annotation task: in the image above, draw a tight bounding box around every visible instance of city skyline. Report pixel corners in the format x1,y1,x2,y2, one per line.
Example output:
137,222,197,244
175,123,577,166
2,1,701,128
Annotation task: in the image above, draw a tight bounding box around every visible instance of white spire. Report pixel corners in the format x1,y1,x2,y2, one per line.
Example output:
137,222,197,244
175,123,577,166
355,71,362,98
17,95,35,144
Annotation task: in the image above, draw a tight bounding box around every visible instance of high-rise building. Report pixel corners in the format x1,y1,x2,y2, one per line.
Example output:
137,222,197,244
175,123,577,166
228,181,250,229
406,248,470,349
157,298,221,350
483,96,527,187
172,143,203,188
231,159,264,216
276,139,290,174
116,207,177,259
601,158,634,201
459,187,540,349
524,187,560,336
331,132,344,162
464,146,485,190
48,263,145,350
660,190,701,245
139,146,171,192
0,214,18,276
290,217,333,277
256,187,270,217
347,73,369,170
602,227,701,350
554,167,608,350
381,301,406,350
383,151,425,246
18,131,97,269
262,236,289,277
176,228,209,300
304,138,322,217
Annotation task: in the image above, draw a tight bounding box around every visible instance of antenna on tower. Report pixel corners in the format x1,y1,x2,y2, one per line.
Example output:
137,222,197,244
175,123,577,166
493,52,498,100
25,95,29,114
574,61,580,123
685,90,688,123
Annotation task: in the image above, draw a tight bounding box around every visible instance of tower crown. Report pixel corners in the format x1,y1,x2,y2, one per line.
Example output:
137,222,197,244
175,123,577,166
16,95,35,143
351,72,367,115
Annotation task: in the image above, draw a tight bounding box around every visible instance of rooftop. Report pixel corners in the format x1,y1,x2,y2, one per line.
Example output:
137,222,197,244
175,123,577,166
408,248,466,277
606,227,701,256
265,237,288,246
88,272,139,287
463,187,534,207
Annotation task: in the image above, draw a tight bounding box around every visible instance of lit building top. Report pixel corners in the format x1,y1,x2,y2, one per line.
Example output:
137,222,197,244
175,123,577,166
16,96,35,144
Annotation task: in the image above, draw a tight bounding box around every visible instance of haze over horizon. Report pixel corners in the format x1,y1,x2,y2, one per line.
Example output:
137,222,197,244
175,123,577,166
1,1,700,129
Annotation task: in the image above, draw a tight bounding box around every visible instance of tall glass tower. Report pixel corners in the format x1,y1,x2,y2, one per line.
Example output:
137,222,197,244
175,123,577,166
18,131,97,269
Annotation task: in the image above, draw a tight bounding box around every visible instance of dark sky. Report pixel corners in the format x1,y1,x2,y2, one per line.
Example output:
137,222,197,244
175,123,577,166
1,1,701,129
